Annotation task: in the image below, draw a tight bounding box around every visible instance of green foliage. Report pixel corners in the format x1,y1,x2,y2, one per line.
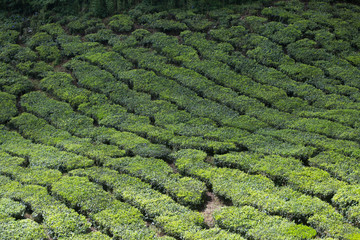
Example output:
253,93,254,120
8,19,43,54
0,180,91,238
39,23,65,37
109,14,133,32
103,156,200,202
213,206,317,239
20,91,169,158
52,176,118,213
17,61,53,78
272,24,302,45
244,16,267,32
26,32,53,49
288,117,360,142
0,63,33,95
175,150,329,217
70,166,205,238
0,198,26,219
0,92,18,123
287,38,330,64
279,63,324,82
147,19,188,32
1,2,360,239
0,44,38,63
345,53,360,67
9,112,125,161
183,228,245,239
0,219,48,240
58,232,112,240
246,38,292,67
214,152,346,198
67,17,105,34
0,151,62,186
0,30,19,44
298,109,360,128
0,127,94,171
182,16,214,31
131,28,151,40
40,72,91,107
36,45,61,64
209,26,246,43
84,29,115,43
261,5,301,23
57,34,104,57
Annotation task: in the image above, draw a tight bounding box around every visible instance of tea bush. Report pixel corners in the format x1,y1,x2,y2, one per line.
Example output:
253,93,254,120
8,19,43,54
108,14,133,32
0,92,18,123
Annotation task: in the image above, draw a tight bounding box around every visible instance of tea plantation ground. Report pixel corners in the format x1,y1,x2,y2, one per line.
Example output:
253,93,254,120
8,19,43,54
1,0,360,239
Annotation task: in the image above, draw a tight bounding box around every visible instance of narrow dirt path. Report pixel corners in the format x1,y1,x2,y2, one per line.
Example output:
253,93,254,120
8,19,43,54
201,191,224,227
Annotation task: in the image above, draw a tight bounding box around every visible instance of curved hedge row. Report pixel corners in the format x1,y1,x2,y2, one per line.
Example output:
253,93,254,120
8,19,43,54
69,167,209,239
52,175,159,239
0,92,18,123
214,152,347,199
0,126,94,171
214,205,316,240
1,1,360,238
20,91,170,158
0,176,91,238
103,155,207,207
171,149,360,239
9,112,125,161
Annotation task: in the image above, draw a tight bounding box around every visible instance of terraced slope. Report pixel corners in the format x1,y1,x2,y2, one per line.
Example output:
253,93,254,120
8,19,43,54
1,0,360,239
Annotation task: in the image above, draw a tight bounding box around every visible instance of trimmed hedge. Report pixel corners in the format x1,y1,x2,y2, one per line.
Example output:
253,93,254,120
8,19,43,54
26,32,54,49
0,92,18,123
121,47,268,131
0,179,91,238
108,14,133,32
287,39,330,64
239,133,315,158
182,228,245,240
0,198,26,219
309,151,360,185
0,127,94,171
72,53,263,151
84,29,116,43
213,205,316,240
20,91,169,158
67,17,105,35
9,113,126,161
214,152,347,198
0,30,19,45
139,13,188,32
0,62,33,95
58,232,112,240
287,117,360,142
70,167,205,239
39,23,65,37
16,61,53,79
40,72,91,107
0,44,37,63
121,43,268,130
298,109,360,128
332,185,360,226
180,31,290,105
52,176,157,239
0,219,48,240
103,155,207,207
256,128,360,156
57,34,105,57
35,45,61,64
171,149,360,238
0,161,63,187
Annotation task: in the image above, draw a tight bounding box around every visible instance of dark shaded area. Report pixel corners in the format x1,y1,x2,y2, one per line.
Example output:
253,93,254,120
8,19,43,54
0,0,272,17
